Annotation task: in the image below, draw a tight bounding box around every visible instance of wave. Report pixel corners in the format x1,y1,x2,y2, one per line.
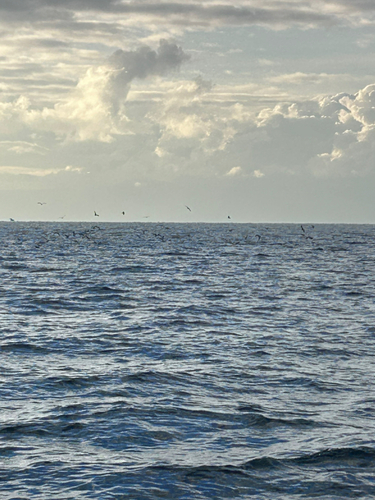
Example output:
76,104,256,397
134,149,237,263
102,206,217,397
150,447,375,477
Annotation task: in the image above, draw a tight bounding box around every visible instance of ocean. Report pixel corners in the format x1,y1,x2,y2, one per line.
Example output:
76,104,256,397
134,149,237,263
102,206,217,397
1,222,374,499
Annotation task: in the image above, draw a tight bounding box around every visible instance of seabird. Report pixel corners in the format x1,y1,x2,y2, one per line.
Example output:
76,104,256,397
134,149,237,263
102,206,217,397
37,202,46,205
58,215,65,219
9,218,15,222
301,225,305,233
122,211,125,215
185,205,191,212
228,216,231,220
94,211,99,217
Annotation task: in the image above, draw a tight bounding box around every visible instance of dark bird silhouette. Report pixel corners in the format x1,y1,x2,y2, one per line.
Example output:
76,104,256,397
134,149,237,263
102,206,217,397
9,218,15,222
185,205,191,212
228,215,231,220
37,202,46,205
301,225,305,233
122,211,125,215
58,215,65,219
94,211,99,217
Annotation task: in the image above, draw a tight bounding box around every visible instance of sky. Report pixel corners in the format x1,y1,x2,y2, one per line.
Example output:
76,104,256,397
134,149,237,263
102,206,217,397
1,0,375,223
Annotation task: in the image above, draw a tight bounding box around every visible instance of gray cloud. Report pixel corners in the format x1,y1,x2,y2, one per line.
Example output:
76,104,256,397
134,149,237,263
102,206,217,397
107,39,190,114
325,0,375,12
2,0,375,33
0,1,339,28
109,39,190,78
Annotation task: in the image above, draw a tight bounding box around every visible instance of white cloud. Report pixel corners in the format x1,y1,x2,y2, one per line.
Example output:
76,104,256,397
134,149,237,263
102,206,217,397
148,77,252,173
226,166,242,176
0,165,80,177
132,80,375,180
0,140,49,154
246,84,375,177
0,40,190,143
2,53,375,188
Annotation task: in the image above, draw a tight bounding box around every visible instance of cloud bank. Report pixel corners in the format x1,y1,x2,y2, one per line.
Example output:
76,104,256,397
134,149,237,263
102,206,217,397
3,72,375,181
147,80,375,180
2,1,375,29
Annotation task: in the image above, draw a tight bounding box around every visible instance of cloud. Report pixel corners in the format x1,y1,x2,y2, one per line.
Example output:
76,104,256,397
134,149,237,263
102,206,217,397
236,84,375,177
107,39,190,114
2,49,375,185
226,166,242,176
148,76,247,171
0,40,189,143
148,77,375,180
0,140,49,155
0,0,370,32
0,165,81,177
268,72,337,85
109,39,190,77
0,1,336,28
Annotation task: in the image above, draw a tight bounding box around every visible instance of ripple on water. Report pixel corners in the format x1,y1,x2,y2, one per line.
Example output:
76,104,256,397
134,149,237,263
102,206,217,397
0,222,375,499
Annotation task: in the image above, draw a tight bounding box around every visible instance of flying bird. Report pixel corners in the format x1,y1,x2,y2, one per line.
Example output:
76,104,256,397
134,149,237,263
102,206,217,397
94,211,99,217
228,215,231,220
9,218,15,222
122,211,125,215
301,225,305,233
185,205,191,212
58,215,65,219
37,202,46,205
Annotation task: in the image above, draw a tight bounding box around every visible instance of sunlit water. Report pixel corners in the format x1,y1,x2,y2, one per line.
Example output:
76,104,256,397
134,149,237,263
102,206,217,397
1,222,375,499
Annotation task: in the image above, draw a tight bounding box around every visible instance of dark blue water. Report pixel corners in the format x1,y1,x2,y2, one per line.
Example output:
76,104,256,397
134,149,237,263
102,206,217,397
1,222,375,499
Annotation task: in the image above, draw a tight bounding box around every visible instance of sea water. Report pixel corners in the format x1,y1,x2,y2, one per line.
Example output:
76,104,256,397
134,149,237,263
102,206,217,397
1,222,375,499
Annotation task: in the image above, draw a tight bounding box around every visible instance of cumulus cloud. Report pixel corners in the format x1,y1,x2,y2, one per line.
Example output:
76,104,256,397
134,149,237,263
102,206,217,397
148,76,251,172
148,77,375,179
107,39,190,114
3,45,375,184
0,40,189,142
239,83,375,177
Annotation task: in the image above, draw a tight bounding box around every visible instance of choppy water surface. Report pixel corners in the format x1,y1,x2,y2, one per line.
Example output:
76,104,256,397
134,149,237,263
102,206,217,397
1,222,375,499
